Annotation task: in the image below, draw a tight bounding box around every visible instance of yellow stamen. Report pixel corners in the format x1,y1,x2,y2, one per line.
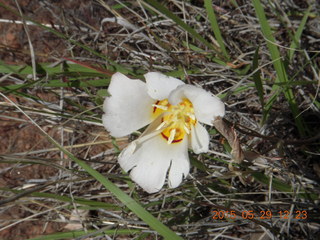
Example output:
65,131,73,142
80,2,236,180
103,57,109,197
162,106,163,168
152,104,168,111
156,121,167,131
168,128,176,144
184,124,190,134
152,98,197,144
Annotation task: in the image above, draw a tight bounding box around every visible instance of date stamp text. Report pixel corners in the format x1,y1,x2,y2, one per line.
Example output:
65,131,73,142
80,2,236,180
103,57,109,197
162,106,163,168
212,210,308,220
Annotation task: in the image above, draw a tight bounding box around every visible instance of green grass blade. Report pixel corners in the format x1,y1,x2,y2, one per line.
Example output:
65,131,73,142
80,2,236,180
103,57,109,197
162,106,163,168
181,41,228,66
28,229,140,240
0,187,121,210
252,172,318,200
204,0,229,59
0,94,183,240
0,2,133,75
262,90,280,123
1,79,110,92
288,5,311,61
252,0,306,136
0,61,112,91
68,159,181,240
0,61,104,76
61,156,182,239
252,47,265,109
142,0,223,57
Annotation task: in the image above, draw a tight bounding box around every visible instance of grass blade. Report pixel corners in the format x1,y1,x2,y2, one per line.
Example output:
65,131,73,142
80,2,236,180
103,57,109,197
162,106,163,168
204,0,229,59
252,0,306,136
288,5,311,61
28,229,140,240
252,47,265,109
142,0,223,58
252,172,318,200
71,159,183,240
0,93,183,240
0,187,121,210
0,2,133,75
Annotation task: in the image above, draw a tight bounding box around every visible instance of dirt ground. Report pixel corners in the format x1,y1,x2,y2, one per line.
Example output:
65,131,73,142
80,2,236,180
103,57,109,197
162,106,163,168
0,1,106,239
1,0,319,239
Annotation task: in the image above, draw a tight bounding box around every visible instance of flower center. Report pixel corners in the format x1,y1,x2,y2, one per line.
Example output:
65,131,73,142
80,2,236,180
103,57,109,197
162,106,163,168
152,98,197,144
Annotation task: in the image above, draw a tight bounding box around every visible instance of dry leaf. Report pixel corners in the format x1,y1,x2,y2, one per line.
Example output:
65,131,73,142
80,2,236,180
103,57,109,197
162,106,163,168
213,116,244,164
64,209,89,231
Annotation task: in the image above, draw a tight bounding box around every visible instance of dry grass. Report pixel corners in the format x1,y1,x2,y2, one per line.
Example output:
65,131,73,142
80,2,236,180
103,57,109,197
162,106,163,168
0,0,319,239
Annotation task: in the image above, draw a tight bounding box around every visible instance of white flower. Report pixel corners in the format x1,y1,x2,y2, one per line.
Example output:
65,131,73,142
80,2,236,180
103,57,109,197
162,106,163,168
102,72,225,193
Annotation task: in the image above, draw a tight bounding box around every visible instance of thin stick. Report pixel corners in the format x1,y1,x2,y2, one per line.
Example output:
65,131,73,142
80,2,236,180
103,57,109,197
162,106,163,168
14,0,37,81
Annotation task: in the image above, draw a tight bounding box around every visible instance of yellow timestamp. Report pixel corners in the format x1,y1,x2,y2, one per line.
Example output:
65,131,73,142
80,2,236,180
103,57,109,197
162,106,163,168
211,210,308,220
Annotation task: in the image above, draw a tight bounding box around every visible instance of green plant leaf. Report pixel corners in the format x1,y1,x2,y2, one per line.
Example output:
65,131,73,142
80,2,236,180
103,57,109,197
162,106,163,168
142,0,223,58
252,47,265,109
288,5,311,61
252,0,306,136
204,0,229,59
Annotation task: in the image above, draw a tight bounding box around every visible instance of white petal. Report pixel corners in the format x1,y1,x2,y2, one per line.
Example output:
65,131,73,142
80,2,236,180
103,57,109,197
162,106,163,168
118,132,189,193
168,142,189,188
144,72,185,100
118,117,163,171
190,122,209,154
102,72,154,137
168,85,225,126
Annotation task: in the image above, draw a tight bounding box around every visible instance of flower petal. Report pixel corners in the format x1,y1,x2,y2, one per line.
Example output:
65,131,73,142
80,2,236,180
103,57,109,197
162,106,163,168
168,141,189,188
168,85,225,125
102,72,154,137
144,72,185,100
119,131,189,193
190,122,209,154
